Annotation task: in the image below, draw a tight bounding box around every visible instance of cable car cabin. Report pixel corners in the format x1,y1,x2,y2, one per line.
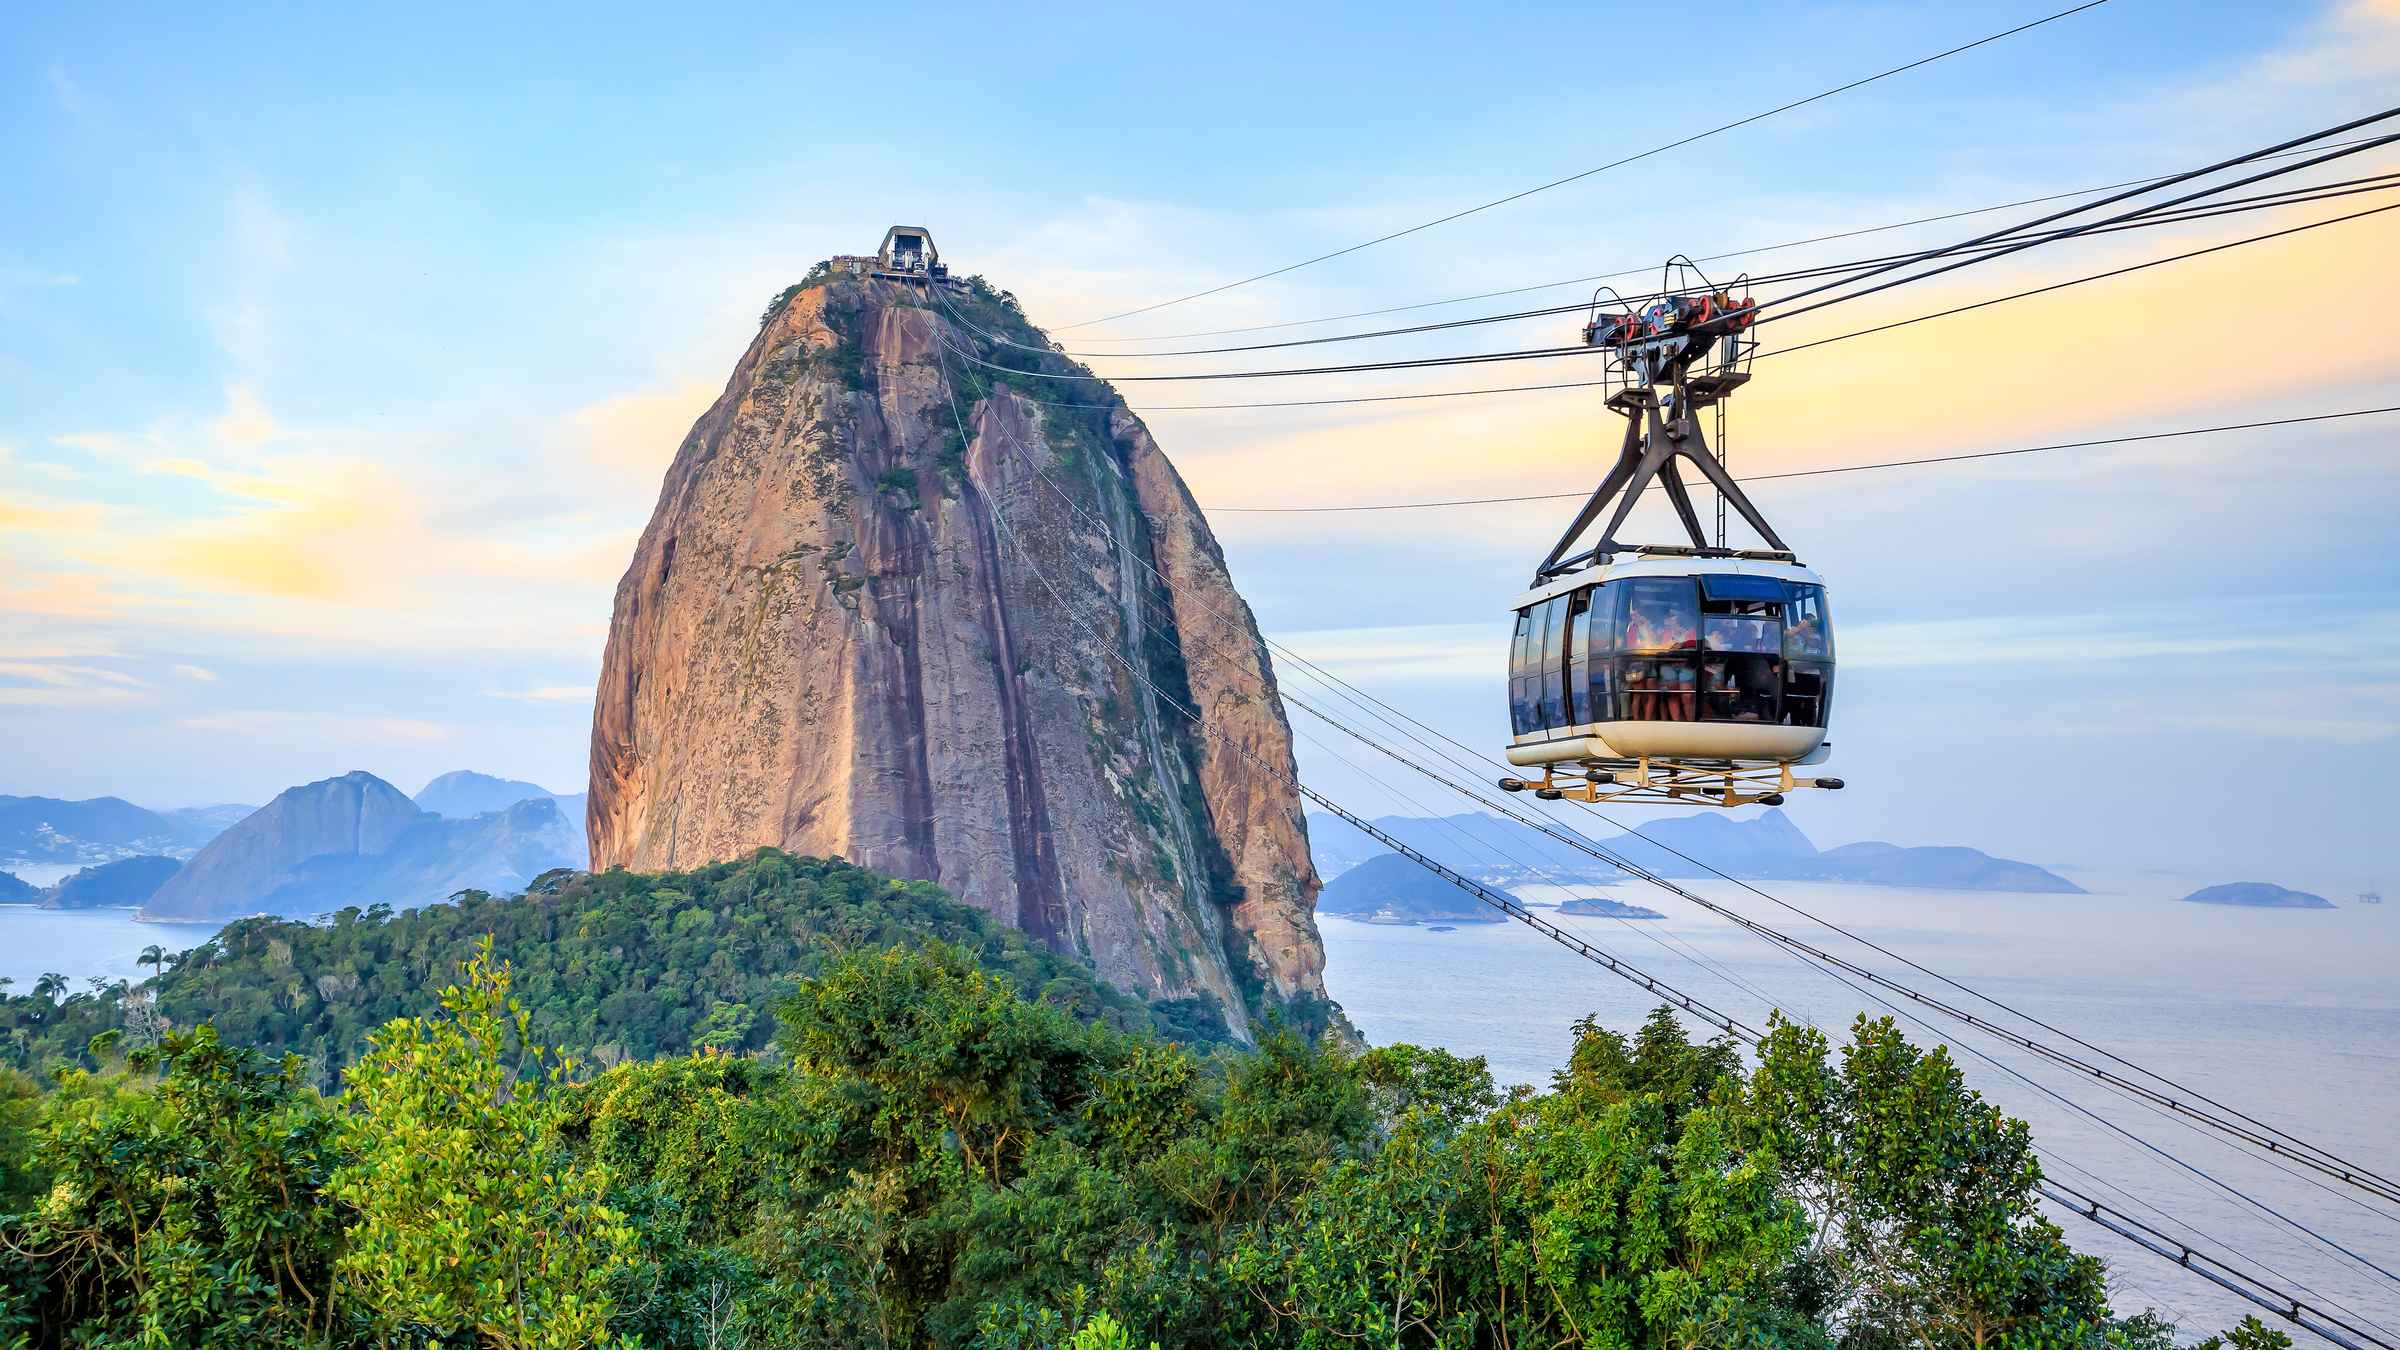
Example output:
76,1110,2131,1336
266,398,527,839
1501,555,1841,808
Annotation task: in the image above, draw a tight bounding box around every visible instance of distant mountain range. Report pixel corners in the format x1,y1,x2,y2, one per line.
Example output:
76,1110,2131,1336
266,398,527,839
1305,808,2082,894
2181,881,2334,909
140,770,583,922
0,795,252,867
413,769,583,827
0,768,592,921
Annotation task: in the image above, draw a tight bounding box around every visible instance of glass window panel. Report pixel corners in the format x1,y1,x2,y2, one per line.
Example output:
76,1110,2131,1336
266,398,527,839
1703,652,1782,722
1704,615,1781,653
1588,581,1622,660
1538,598,1568,727
1510,607,1535,681
1566,589,1592,724
1784,584,1833,661
1622,578,1699,654
1780,663,1830,728
1618,655,1696,722
1588,653,1616,723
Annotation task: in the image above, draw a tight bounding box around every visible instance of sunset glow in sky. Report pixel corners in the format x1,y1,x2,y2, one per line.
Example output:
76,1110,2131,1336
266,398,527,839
5,1,2399,881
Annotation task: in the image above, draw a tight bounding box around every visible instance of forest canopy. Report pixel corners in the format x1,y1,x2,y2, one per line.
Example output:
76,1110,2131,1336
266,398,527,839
0,851,2278,1348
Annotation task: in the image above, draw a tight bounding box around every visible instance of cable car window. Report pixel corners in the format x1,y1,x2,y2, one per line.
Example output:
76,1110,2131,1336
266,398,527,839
1508,608,1537,735
1699,573,1788,602
1782,663,1831,728
1585,582,1621,721
1785,584,1833,661
1704,615,1781,653
1621,578,1698,653
1537,596,1569,728
1620,656,1695,721
1565,587,1593,724
1704,653,1782,722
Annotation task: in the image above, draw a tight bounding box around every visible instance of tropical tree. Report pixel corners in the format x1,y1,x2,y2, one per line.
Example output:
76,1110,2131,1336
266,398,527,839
332,937,638,1348
0,1026,345,1346
138,943,166,981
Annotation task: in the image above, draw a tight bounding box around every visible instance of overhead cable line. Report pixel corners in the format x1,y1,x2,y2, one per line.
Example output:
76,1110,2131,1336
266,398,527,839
938,180,2400,386
1200,406,2400,512
929,319,2396,1346
1764,197,2400,359
1058,0,2112,331
1748,109,2400,323
985,171,2400,361
1060,135,2400,344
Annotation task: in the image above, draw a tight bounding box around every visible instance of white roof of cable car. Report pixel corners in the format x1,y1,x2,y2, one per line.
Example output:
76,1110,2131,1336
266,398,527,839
1507,553,1823,610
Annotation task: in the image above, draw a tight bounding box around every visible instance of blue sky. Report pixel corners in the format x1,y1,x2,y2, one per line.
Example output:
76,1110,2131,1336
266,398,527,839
5,1,2398,883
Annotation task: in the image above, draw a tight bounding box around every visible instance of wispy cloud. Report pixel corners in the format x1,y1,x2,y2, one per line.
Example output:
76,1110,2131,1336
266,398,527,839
0,660,149,708
482,684,589,703
174,709,452,743
171,664,216,682
45,66,89,117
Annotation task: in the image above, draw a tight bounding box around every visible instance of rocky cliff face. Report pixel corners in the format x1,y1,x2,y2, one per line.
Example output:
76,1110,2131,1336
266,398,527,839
589,269,1329,1038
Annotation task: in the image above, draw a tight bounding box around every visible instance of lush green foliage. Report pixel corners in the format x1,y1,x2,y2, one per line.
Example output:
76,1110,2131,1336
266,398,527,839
0,851,1220,1084
0,853,2250,1348
332,940,638,1346
0,1027,344,1346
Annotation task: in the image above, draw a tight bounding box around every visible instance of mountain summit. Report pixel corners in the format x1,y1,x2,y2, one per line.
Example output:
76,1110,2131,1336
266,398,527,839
588,253,1330,1037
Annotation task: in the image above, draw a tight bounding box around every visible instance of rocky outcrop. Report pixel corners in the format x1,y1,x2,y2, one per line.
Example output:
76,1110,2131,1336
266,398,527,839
589,270,1330,1037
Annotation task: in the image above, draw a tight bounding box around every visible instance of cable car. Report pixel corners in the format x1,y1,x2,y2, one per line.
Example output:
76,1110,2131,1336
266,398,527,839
1498,263,1844,809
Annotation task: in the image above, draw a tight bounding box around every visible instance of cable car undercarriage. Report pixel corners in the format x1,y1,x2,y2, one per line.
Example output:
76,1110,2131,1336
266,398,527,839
1499,263,1846,809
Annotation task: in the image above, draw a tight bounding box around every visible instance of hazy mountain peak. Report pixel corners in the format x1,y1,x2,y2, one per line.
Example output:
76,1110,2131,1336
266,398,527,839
414,769,556,818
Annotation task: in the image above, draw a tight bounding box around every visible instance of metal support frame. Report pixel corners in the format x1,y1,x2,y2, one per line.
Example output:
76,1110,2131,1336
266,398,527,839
1502,760,1843,810
1536,379,1787,580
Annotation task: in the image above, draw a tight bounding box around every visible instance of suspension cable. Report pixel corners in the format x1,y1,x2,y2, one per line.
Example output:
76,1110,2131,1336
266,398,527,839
1061,136,2400,344
1197,406,2400,512
1060,1,2112,330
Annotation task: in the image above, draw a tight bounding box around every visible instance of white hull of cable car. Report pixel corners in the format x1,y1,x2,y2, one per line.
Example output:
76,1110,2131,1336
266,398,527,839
1506,721,1827,769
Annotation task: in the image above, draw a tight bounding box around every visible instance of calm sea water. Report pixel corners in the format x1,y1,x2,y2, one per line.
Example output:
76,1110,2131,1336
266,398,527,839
0,905,222,994
1322,873,2400,1341
3,877,2392,1339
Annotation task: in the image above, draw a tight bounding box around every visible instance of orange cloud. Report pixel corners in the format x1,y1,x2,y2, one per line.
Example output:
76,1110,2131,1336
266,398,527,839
561,378,718,481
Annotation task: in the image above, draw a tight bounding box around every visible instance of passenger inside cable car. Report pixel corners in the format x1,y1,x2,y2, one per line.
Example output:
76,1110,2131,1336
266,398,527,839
1508,574,1833,740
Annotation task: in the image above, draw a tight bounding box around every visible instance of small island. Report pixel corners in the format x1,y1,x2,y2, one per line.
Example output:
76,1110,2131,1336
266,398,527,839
1558,895,1666,920
2180,881,2334,909
1317,854,1508,926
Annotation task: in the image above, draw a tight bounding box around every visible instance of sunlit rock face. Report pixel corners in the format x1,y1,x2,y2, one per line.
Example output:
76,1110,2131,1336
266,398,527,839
587,271,1328,1039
